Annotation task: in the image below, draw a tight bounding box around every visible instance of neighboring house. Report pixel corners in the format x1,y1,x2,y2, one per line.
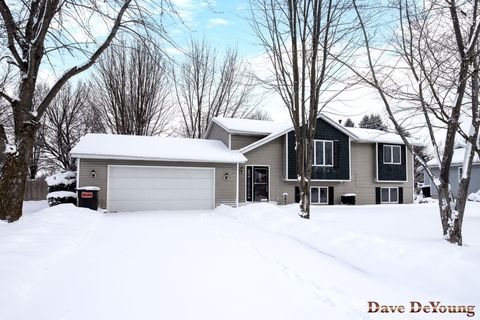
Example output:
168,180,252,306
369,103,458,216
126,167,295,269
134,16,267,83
71,114,418,212
424,146,480,197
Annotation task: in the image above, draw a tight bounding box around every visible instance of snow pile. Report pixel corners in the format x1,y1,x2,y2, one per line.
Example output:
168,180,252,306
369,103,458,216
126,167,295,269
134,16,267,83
0,204,101,316
217,202,480,303
46,171,77,207
467,190,480,202
46,171,76,187
47,191,77,199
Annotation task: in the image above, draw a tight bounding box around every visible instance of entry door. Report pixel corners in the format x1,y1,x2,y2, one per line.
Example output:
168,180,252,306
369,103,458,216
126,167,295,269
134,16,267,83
246,166,269,202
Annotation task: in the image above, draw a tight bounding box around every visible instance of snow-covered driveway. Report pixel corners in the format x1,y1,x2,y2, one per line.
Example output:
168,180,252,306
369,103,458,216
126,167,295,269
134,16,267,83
1,202,479,320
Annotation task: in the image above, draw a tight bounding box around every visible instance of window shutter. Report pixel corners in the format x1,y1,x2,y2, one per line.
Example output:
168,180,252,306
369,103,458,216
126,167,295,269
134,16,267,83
333,141,339,167
328,186,334,205
398,187,403,204
375,187,381,204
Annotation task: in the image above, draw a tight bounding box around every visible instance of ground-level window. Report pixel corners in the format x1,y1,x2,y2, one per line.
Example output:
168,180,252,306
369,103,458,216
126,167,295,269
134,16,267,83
311,186,328,204
458,167,463,182
383,145,401,164
381,187,398,203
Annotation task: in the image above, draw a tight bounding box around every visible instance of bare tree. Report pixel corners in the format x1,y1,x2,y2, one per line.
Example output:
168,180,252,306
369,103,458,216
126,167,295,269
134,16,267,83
40,83,96,172
172,39,258,138
0,0,173,222
244,109,272,121
250,0,356,218
91,39,173,136
349,0,480,245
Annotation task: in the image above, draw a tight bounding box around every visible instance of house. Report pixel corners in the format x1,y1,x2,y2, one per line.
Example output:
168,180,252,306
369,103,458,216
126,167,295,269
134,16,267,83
424,145,480,197
71,114,418,212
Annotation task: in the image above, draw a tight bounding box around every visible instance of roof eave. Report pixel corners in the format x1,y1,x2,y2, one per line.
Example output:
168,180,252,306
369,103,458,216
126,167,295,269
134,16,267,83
71,153,247,164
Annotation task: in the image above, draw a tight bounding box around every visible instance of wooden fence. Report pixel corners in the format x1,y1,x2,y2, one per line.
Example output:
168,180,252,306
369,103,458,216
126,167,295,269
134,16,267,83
24,178,48,201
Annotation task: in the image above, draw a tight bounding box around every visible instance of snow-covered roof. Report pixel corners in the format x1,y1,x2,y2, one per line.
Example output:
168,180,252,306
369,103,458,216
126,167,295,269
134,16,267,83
426,147,480,167
345,127,422,146
211,117,291,135
71,134,247,163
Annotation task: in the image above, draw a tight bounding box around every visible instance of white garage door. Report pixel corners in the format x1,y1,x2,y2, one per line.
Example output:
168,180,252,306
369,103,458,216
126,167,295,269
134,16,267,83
108,166,215,212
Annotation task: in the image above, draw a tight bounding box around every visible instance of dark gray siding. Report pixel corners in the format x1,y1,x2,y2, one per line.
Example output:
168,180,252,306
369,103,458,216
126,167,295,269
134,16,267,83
287,118,350,180
240,137,414,204
377,143,407,181
206,122,230,147
78,158,238,209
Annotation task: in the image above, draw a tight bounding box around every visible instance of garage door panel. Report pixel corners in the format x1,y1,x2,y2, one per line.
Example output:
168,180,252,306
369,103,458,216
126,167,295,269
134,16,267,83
109,188,213,201
108,199,213,211
108,166,215,212
108,177,213,189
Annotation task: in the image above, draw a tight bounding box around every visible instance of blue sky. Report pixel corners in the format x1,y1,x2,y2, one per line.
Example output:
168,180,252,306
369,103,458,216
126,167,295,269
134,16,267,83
168,0,261,57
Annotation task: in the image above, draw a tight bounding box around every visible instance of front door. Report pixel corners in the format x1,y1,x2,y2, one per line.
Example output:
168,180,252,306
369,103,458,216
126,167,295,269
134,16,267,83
246,166,269,202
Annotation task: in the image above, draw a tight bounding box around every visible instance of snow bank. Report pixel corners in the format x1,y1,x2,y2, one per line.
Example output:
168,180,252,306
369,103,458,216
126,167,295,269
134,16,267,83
467,190,480,202
0,204,101,306
217,203,480,302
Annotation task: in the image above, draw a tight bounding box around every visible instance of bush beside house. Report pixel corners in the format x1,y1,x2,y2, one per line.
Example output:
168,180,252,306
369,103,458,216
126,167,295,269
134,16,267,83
46,171,77,206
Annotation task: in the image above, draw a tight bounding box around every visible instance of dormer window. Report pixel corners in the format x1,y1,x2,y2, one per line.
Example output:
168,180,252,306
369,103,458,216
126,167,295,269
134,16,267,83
383,145,401,164
314,140,334,166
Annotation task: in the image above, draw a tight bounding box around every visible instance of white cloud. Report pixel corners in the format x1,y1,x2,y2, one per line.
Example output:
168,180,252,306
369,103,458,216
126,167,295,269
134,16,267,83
208,18,228,27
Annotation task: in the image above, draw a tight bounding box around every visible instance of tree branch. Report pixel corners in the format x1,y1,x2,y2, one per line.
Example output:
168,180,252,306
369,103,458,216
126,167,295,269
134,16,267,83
0,0,26,70
36,0,133,118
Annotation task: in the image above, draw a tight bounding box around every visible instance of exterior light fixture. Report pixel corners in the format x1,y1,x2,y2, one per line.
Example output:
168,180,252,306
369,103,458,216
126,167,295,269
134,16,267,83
240,167,244,173
224,172,229,180
91,169,96,178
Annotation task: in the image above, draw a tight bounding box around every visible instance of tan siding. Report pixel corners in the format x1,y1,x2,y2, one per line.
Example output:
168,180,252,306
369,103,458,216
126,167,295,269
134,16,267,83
240,137,414,205
206,122,230,147
231,135,264,150
78,159,238,210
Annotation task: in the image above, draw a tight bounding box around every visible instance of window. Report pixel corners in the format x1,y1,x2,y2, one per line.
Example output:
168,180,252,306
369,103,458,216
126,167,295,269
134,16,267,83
383,145,401,164
314,140,334,166
458,167,463,182
311,186,328,204
380,187,398,204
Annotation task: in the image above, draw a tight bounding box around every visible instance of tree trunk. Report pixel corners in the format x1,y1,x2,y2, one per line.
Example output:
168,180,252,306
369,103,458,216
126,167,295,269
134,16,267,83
0,124,36,222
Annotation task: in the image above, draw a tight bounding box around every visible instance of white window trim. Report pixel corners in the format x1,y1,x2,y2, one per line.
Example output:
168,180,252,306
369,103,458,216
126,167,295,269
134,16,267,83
310,186,329,204
383,145,402,165
313,140,334,167
380,187,399,204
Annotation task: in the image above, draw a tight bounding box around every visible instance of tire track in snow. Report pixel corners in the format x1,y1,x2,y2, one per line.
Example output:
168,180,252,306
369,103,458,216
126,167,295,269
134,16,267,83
199,214,371,320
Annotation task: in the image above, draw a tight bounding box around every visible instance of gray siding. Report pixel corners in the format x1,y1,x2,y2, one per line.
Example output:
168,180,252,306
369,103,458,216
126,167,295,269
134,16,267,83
78,158,238,210
427,164,480,197
205,122,230,147
240,137,414,205
231,134,264,150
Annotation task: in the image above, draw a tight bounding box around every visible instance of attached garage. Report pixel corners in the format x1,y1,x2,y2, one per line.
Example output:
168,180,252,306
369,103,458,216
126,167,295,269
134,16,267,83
71,134,246,211
108,166,215,211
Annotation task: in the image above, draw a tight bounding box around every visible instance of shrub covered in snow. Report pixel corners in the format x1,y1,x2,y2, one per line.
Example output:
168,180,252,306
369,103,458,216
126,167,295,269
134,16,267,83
467,190,480,202
46,171,77,207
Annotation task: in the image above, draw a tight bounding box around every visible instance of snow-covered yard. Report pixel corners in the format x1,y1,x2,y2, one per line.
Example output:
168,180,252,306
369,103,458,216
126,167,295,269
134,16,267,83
1,201,479,320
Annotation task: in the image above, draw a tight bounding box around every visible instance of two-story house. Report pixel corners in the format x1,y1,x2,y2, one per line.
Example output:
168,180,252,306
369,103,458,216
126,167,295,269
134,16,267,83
71,114,417,211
